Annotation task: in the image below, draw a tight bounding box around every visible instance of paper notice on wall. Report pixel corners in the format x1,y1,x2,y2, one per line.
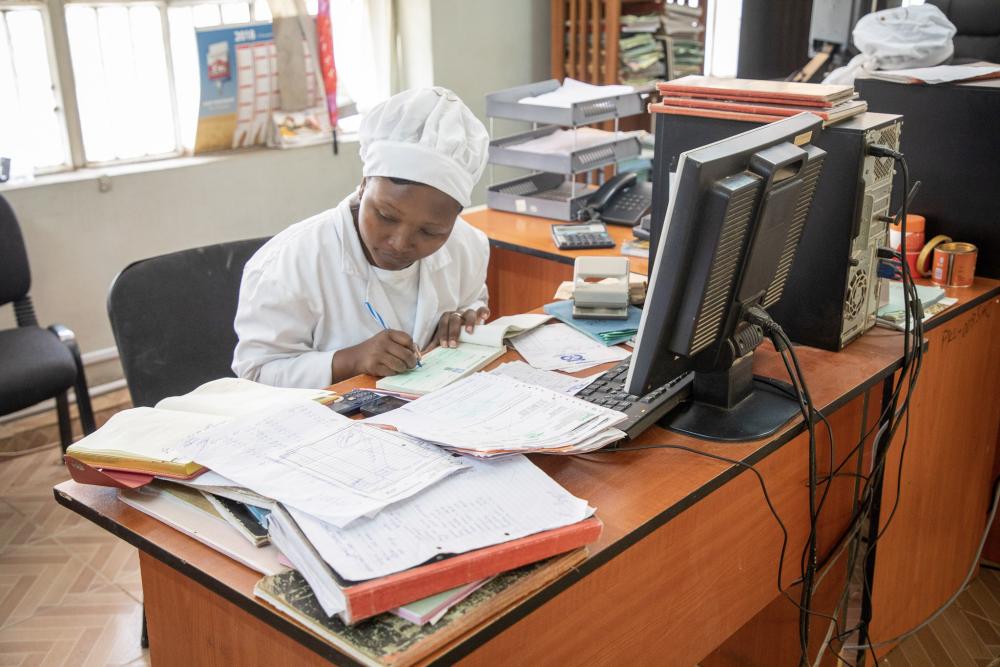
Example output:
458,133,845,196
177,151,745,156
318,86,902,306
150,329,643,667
195,24,322,154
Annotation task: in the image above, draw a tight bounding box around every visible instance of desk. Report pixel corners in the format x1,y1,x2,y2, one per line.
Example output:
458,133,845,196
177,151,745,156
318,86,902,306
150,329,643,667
52,281,1000,665
462,206,646,317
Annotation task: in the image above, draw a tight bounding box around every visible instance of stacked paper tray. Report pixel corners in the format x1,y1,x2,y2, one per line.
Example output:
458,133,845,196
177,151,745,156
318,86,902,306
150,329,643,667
485,79,644,126
486,173,597,221
488,125,642,174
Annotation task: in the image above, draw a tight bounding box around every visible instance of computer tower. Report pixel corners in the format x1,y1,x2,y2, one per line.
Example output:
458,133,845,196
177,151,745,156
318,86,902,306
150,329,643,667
650,111,902,351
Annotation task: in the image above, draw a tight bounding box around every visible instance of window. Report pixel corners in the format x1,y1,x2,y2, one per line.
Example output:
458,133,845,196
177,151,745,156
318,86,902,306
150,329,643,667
0,3,71,173
1,0,381,176
66,3,177,163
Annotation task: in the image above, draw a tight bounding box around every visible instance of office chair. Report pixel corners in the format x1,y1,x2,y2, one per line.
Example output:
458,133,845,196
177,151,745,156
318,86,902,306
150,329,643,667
106,237,269,408
0,194,96,451
927,0,1000,64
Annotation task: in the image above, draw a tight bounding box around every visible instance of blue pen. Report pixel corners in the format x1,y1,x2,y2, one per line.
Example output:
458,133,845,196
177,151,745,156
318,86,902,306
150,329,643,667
364,301,422,367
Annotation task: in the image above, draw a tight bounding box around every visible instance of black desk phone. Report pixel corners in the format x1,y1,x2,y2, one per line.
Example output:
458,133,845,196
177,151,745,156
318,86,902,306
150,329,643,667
579,172,653,227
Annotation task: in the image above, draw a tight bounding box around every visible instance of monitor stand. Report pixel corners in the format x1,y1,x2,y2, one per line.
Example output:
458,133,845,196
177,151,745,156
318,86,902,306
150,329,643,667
660,353,802,442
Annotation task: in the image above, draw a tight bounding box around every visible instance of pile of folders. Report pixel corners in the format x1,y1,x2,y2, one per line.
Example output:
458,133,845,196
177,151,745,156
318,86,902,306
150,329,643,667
649,75,868,126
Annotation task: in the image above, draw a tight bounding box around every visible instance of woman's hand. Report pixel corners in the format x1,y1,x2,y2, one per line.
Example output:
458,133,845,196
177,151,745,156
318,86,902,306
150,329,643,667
431,307,491,350
332,329,419,380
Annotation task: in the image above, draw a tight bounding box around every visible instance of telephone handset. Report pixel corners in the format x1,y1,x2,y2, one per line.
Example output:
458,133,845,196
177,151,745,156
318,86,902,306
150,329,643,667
579,172,653,227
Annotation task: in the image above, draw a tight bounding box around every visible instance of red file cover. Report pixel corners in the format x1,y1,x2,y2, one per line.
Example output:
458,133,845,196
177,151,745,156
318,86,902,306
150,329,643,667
656,76,855,108
654,96,867,122
340,516,603,623
63,455,153,489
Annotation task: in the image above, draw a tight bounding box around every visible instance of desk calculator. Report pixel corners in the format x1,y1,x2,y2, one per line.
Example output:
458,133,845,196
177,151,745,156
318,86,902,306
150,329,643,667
551,222,616,250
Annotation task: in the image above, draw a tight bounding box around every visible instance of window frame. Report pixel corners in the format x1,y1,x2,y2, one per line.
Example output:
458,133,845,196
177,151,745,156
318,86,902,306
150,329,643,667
1,0,77,172
7,0,354,177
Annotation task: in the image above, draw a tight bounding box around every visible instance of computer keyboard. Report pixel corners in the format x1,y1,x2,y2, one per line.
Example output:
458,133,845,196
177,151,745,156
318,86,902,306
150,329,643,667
576,360,693,439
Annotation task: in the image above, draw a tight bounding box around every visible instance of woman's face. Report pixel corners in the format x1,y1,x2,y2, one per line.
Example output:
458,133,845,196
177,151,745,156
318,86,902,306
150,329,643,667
356,177,460,271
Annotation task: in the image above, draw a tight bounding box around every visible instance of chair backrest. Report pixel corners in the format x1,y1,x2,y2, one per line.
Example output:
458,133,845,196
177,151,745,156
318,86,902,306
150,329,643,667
927,0,1000,63
107,237,269,407
0,194,32,309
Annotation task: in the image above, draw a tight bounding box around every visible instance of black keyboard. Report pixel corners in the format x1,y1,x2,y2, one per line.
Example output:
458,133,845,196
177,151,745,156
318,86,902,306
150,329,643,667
576,361,693,439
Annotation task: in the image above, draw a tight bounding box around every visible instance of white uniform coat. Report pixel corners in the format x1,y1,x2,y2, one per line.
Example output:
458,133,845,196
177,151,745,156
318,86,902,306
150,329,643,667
232,195,490,388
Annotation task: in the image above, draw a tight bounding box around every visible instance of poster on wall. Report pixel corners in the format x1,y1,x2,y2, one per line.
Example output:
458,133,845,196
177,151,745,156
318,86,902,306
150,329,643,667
195,23,329,153
194,24,277,154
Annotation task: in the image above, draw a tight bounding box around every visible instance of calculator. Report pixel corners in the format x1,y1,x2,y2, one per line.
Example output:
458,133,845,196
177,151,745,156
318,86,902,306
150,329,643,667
551,222,616,250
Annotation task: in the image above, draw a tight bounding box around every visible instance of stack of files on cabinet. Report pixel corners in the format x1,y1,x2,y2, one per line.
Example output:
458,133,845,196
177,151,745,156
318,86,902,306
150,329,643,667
650,76,867,127
370,372,627,457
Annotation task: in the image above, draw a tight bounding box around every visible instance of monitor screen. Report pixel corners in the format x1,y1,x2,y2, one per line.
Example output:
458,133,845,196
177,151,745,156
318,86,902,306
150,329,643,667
626,114,825,402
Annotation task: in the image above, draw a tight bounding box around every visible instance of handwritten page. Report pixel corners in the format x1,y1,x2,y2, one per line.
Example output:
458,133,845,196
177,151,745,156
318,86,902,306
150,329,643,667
155,377,332,418
491,361,600,396
375,342,506,395
510,323,630,371
287,455,594,581
174,401,468,527
372,373,626,456
67,407,227,463
458,313,551,348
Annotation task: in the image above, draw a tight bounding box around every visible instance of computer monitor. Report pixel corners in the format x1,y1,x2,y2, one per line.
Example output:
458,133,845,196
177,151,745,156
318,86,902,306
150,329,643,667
625,114,826,442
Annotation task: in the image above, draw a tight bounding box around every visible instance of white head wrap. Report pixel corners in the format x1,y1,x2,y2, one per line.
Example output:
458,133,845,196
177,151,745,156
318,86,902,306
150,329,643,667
358,87,489,208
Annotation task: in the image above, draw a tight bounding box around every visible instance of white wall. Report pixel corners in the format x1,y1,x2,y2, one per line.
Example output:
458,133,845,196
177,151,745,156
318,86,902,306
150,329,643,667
0,0,550,385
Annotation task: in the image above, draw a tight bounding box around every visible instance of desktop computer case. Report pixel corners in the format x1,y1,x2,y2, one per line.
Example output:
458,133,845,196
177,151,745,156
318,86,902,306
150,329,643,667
651,112,903,351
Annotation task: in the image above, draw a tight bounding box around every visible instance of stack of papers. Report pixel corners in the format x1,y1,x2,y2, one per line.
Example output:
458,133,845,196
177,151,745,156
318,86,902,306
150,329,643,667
371,372,627,457
510,323,630,372
491,361,600,396
865,62,1000,85
266,454,600,622
506,128,631,156
876,282,957,331
544,299,641,346
519,78,635,108
173,401,468,527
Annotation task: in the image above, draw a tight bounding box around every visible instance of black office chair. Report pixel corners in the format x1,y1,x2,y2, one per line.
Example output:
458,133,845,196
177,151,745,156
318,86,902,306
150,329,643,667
0,194,96,451
106,237,269,408
927,0,1000,64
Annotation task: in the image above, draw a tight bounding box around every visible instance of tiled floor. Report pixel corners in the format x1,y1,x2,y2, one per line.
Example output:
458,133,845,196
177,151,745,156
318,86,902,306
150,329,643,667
1,403,999,665
0,446,148,666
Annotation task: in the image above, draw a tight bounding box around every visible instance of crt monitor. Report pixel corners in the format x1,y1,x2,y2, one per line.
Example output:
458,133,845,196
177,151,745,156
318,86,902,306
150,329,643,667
625,113,826,442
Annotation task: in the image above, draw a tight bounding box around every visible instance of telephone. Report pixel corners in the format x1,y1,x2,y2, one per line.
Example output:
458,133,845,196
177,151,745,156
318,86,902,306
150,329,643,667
579,172,653,227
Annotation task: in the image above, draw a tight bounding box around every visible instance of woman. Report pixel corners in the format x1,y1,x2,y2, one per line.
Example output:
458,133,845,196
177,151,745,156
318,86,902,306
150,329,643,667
232,87,491,388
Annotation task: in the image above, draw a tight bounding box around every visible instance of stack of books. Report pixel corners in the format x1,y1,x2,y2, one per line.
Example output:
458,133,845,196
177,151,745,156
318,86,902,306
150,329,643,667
64,377,606,663
619,20,665,86
650,76,868,127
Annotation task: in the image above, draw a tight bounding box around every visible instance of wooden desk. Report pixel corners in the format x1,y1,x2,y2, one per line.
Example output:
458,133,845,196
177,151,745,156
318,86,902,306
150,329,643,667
461,201,1000,658
462,206,646,318
55,296,988,665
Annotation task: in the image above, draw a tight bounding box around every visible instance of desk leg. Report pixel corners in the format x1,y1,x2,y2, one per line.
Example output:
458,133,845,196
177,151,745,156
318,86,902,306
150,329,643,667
138,552,328,666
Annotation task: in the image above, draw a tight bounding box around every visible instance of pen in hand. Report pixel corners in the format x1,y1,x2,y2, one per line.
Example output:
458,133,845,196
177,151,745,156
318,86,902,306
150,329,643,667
364,301,422,368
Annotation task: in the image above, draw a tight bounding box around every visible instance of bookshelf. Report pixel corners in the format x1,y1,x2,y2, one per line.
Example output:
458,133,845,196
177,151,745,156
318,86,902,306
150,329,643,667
551,0,708,84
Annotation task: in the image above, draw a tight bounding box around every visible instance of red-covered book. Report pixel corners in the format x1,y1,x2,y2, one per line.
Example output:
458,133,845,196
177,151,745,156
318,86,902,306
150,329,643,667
656,76,855,108
270,504,603,624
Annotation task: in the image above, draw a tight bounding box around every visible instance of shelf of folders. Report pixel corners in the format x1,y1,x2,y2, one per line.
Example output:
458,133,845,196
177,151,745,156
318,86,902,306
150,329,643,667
484,79,648,221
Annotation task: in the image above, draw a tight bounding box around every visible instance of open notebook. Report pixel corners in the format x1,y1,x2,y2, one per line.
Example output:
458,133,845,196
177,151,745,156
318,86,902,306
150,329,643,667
64,379,333,478
375,314,550,396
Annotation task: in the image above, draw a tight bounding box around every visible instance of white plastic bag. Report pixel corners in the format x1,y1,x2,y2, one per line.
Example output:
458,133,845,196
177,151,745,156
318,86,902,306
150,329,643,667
824,5,957,85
